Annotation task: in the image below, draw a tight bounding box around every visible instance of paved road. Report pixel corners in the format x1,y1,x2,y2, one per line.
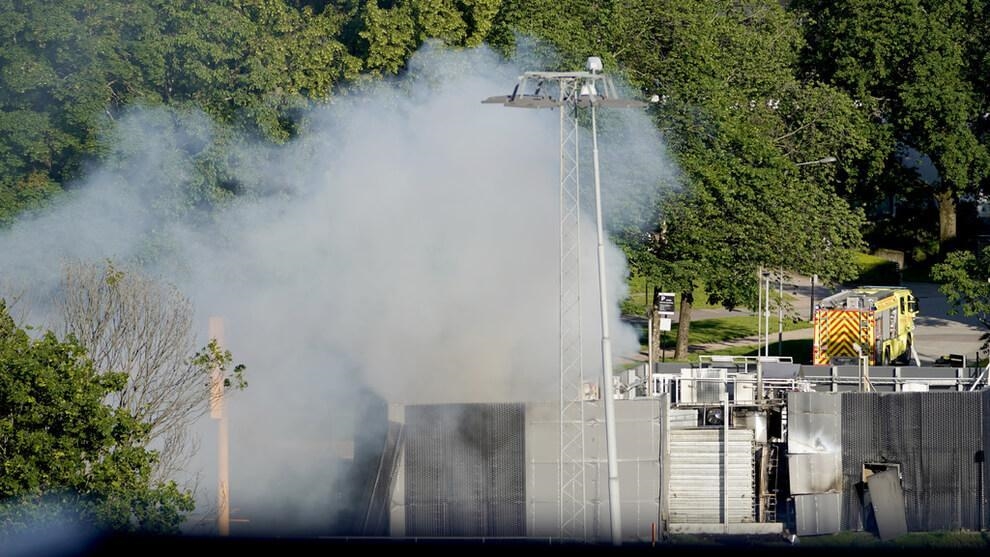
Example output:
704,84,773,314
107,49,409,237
907,281,986,365
647,274,987,366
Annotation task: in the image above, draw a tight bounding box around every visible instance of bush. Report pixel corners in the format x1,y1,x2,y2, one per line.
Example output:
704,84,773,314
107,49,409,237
851,253,901,285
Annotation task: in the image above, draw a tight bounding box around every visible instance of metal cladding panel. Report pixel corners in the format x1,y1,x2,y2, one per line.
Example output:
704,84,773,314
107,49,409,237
799,365,833,378
833,365,864,378
864,367,898,379
839,393,883,531
841,392,984,532
788,453,842,495
524,399,661,543
793,493,842,536
404,403,525,537
787,392,841,454
900,367,968,379
984,390,990,532
524,402,561,538
668,428,754,524
790,391,842,415
866,469,908,540
584,400,663,543
762,362,801,379
668,408,700,429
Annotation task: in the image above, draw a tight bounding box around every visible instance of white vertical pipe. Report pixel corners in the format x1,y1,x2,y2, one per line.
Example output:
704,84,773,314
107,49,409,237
777,269,783,355
590,101,622,546
722,393,729,525
648,315,654,373
764,276,771,356
756,265,763,356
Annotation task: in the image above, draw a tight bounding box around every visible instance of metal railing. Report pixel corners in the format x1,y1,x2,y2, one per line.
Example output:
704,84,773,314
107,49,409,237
614,361,988,405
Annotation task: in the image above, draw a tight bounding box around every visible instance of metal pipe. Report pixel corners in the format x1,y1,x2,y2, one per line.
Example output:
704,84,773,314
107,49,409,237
764,275,771,356
590,102,622,546
756,265,763,356
810,274,817,321
778,269,783,355
648,312,654,372
722,393,729,525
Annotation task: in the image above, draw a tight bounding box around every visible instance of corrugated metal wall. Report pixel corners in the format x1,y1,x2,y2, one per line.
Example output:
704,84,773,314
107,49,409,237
667,428,754,524
524,399,662,543
984,389,990,531
840,392,985,532
403,403,526,536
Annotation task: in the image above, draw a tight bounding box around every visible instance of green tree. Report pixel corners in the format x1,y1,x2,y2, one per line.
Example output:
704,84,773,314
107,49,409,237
931,246,990,351
0,0,360,224
486,0,610,68
338,0,501,76
610,1,867,358
487,1,869,359
157,0,360,141
0,300,194,536
56,259,246,483
0,0,156,224
792,0,990,250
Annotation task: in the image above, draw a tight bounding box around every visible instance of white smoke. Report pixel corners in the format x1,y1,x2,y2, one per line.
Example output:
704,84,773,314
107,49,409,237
0,42,674,537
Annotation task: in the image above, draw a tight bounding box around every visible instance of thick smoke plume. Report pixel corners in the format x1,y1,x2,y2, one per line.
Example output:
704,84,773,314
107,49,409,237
0,42,673,537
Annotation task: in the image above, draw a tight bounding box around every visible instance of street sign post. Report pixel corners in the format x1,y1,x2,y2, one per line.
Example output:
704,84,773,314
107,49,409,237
653,292,676,363
655,292,675,315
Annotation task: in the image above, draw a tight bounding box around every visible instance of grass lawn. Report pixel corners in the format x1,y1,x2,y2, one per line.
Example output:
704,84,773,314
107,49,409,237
793,530,990,549
621,275,807,321
689,338,814,364
632,315,813,358
621,275,722,316
666,530,989,549
685,315,810,343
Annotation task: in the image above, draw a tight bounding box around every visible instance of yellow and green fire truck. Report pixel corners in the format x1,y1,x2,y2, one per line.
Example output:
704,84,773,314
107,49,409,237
812,286,920,366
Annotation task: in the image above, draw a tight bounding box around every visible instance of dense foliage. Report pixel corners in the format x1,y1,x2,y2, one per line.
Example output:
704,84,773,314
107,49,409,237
0,300,194,536
931,245,990,350
793,0,990,248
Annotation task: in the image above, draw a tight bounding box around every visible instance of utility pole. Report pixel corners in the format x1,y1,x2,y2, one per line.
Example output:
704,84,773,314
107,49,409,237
756,265,764,356
810,274,817,321
209,316,229,537
778,268,783,356
763,272,771,356
484,58,646,545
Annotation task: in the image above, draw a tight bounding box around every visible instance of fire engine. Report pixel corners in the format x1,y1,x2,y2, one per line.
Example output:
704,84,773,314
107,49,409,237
812,286,919,366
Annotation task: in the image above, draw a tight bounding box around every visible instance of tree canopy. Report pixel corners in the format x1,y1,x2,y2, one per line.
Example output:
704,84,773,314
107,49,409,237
56,259,247,483
931,245,990,349
0,300,194,537
793,0,990,248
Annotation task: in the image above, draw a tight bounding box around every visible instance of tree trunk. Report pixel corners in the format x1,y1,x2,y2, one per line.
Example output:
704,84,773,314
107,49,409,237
937,190,957,246
674,290,694,360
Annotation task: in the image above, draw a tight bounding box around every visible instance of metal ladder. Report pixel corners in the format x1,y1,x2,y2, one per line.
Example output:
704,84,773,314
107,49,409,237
764,444,780,522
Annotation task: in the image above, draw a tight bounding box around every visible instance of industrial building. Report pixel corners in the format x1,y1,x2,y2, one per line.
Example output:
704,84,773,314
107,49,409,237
339,358,989,543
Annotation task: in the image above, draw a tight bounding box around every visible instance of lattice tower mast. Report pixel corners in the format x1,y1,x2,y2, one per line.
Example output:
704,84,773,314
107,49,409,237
484,65,646,543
